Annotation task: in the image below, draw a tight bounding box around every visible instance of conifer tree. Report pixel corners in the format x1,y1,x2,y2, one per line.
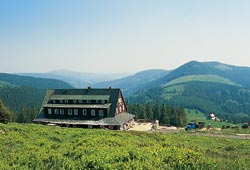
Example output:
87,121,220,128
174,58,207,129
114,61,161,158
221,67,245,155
0,100,13,123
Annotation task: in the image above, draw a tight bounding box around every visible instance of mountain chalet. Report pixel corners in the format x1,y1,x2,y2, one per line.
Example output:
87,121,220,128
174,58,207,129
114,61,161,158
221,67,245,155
33,87,135,130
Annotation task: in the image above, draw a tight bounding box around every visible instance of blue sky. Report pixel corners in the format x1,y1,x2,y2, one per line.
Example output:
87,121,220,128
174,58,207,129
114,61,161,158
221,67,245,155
1,0,250,73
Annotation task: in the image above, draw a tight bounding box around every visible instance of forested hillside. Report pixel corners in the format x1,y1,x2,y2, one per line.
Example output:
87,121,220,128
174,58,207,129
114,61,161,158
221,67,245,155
128,61,250,124
149,61,250,88
0,73,74,122
94,69,169,95
0,73,72,89
0,86,45,112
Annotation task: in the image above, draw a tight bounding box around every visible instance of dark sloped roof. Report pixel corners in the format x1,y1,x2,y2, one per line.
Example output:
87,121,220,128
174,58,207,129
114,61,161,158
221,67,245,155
50,95,110,100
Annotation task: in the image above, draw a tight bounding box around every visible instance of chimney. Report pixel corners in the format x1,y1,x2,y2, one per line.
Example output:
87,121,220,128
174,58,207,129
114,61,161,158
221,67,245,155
88,86,91,90
108,86,112,90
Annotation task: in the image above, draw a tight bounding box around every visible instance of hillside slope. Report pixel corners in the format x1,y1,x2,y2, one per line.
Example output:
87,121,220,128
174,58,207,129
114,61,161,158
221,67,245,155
0,73,73,115
94,69,169,95
154,61,250,88
128,61,250,123
0,73,72,89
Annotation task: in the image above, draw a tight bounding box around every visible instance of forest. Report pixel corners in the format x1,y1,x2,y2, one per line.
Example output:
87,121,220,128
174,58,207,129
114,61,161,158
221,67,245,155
127,103,187,127
0,73,72,123
129,81,250,124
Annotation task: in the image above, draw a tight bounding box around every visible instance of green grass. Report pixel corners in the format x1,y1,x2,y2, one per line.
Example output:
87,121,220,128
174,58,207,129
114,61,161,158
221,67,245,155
185,109,235,128
162,84,185,99
0,81,15,88
164,74,240,87
0,123,249,170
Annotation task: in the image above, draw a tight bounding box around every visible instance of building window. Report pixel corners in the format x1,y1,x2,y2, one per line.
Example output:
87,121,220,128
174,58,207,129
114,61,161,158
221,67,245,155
74,109,78,115
48,109,52,114
83,109,87,116
99,110,104,116
122,104,125,111
65,100,68,103
87,100,91,104
68,109,72,115
91,110,95,116
53,100,56,104
116,108,118,114
119,106,122,112
55,109,59,114
60,109,64,115
101,100,105,104
59,100,63,104
73,100,77,104
79,100,83,103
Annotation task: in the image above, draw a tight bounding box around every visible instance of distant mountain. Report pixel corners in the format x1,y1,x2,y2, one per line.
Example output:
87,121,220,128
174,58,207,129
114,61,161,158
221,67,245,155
154,61,250,88
18,69,129,88
128,61,250,123
93,69,170,95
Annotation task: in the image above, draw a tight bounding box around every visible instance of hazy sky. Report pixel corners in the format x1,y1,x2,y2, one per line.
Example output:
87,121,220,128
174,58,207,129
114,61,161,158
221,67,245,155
1,0,250,73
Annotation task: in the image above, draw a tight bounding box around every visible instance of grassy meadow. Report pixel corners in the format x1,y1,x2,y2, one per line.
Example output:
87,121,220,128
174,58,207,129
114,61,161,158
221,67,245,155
0,123,249,170
186,109,236,128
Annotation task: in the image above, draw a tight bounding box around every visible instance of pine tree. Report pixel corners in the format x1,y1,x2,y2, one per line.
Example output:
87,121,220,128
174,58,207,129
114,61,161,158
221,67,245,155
160,104,170,125
145,102,153,120
169,108,177,126
153,102,160,120
0,100,13,124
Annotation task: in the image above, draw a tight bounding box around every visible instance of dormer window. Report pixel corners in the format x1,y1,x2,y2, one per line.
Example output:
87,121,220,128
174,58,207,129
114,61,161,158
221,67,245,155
65,100,68,103
52,100,56,104
48,109,52,114
73,100,77,104
59,100,63,104
101,100,105,104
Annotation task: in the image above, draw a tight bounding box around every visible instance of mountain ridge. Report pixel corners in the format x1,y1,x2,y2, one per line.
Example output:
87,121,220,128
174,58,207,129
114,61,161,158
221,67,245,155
128,60,250,123
93,69,170,95
18,69,129,88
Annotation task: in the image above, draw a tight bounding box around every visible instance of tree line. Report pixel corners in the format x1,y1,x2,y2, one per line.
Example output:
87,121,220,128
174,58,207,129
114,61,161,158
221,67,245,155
128,81,250,124
127,102,187,127
0,99,39,124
